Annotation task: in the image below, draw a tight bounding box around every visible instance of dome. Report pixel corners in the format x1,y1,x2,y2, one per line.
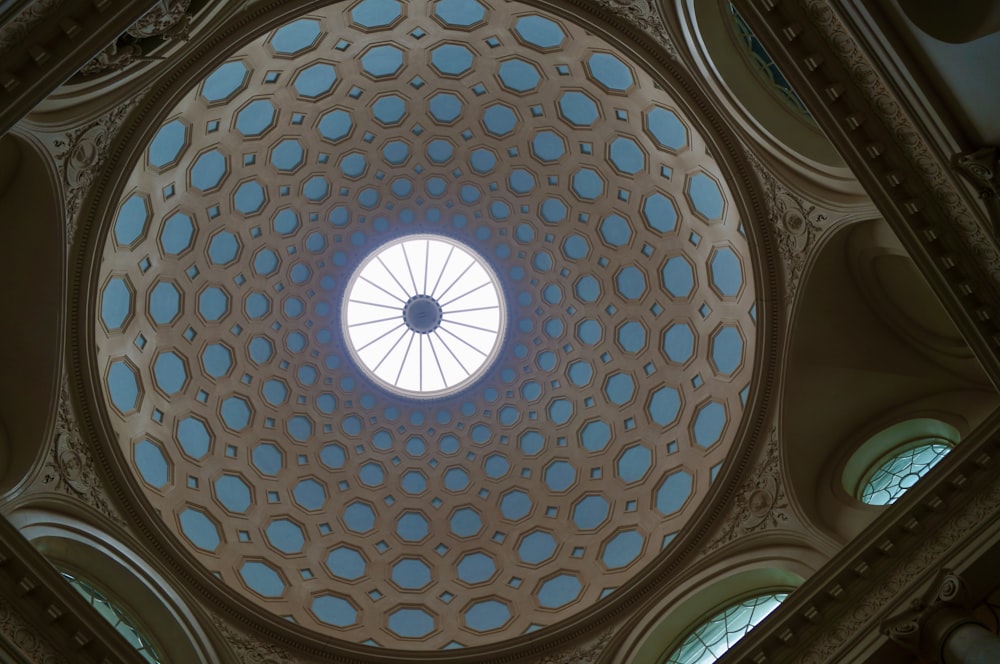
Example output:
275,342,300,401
92,0,756,652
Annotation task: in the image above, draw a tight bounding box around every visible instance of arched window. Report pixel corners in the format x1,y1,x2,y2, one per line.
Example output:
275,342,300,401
728,4,810,118
859,441,951,505
10,509,218,663
61,571,164,663
665,593,787,663
843,418,958,507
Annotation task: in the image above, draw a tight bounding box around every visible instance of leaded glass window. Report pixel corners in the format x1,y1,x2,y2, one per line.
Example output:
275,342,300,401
860,442,951,506
62,572,163,663
729,4,811,118
665,593,787,664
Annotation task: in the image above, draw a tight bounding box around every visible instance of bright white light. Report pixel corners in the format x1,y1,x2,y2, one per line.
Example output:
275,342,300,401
342,235,506,397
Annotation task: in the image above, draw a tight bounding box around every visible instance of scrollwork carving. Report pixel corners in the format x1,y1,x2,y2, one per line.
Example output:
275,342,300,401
746,151,833,305
703,427,790,554
79,0,192,77
879,570,970,656
127,0,193,40
36,379,125,527
210,615,295,664
78,43,148,77
51,93,145,244
584,0,680,61
537,628,615,664
0,0,64,55
954,147,1000,234
0,596,63,664
796,479,1000,662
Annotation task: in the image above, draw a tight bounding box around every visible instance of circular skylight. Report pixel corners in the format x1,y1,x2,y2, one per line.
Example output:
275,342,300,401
343,235,505,397
92,0,758,652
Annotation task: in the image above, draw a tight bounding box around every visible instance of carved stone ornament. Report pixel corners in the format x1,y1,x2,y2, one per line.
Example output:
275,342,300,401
127,0,193,40
703,427,790,554
51,92,146,244
954,147,1000,234
78,42,148,77
80,0,192,76
880,570,970,656
795,477,1000,663
799,0,1000,286
209,615,294,664
583,0,680,61
37,378,125,527
0,596,63,664
0,0,64,55
745,151,834,305
537,628,616,664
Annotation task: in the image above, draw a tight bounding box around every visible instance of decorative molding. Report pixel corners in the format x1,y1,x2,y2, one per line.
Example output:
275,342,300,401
0,596,62,664
799,0,994,254
78,43,150,78
0,0,65,55
80,0,194,77
703,427,790,554
792,478,1000,663
127,0,192,40
50,92,146,245
746,151,836,305
537,628,615,664
209,615,294,664
583,0,680,61
0,515,149,663
36,378,125,528
882,569,970,654
736,0,1000,385
713,410,1000,663
954,147,1000,234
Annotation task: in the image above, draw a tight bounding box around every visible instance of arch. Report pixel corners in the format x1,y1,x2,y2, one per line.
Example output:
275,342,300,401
610,541,820,663
782,218,998,542
61,570,165,662
843,417,958,505
677,0,854,191
663,591,786,663
9,507,219,664
0,133,64,496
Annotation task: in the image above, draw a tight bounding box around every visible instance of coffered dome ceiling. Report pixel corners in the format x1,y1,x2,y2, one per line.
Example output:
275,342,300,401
92,0,757,651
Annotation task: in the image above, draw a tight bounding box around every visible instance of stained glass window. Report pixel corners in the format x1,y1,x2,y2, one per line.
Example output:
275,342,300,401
665,593,787,663
62,572,163,663
861,442,951,506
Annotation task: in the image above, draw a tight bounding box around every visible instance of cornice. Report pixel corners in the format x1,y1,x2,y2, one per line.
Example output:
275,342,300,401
62,0,786,661
731,0,1000,388
714,407,1000,663
0,0,158,136
0,514,147,663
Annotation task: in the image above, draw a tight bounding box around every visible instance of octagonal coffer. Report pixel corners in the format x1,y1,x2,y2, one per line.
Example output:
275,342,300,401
94,0,756,649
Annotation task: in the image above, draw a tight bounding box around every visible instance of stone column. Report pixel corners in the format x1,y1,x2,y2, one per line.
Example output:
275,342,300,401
884,571,1000,663
934,620,1000,664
